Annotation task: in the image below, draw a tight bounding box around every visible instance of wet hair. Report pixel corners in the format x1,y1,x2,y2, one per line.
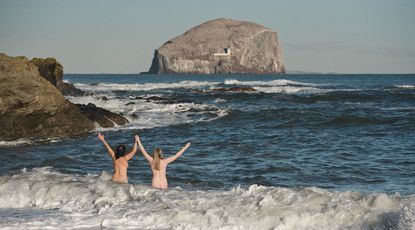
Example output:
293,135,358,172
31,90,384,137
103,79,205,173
153,148,163,170
115,145,126,159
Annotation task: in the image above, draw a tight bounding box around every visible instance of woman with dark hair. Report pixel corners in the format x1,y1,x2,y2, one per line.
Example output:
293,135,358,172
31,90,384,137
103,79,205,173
136,134,191,189
98,132,139,184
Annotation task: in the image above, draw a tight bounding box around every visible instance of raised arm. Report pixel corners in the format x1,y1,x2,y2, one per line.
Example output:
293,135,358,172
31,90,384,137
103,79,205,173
166,142,191,164
98,132,116,163
124,135,138,161
137,135,153,163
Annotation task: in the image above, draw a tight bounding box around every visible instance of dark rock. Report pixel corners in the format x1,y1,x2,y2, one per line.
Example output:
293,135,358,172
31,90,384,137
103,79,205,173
125,102,135,106
0,53,94,141
146,96,165,101
212,87,257,92
76,103,129,128
131,114,138,119
98,96,109,101
30,57,85,96
145,18,285,74
30,57,63,86
59,82,85,96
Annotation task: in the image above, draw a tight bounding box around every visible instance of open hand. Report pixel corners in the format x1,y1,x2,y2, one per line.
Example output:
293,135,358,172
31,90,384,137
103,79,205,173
98,132,105,141
185,142,191,148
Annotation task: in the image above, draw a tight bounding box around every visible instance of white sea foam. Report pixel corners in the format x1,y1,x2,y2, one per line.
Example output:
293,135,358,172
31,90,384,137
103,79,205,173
0,139,33,147
0,138,63,147
253,86,327,94
214,98,227,103
74,79,322,94
74,80,220,92
222,79,327,94
0,167,413,229
66,95,228,131
224,79,317,86
395,84,415,89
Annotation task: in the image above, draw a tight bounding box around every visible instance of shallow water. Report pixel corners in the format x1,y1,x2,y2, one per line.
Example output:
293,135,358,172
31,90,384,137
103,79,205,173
1,74,414,229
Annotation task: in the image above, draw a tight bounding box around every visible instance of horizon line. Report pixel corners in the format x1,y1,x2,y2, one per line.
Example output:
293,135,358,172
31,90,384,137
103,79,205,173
64,72,415,75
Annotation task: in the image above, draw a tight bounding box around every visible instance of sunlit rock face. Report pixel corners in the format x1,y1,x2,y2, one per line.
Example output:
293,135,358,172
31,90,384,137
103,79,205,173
146,18,285,74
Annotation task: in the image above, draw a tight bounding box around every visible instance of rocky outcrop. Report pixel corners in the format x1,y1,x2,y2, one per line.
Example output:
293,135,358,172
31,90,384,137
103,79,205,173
0,53,129,141
0,53,94,141
145,18,285,74
76,103,129,128
30,57,84,96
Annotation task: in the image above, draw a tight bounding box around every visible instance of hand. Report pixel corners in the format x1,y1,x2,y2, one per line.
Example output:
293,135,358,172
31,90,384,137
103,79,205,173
135,135,140,143
98,132,105,141
185,142,191,148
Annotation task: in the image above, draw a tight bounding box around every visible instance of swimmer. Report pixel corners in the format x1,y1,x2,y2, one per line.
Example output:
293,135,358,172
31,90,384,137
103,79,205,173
98,132,139,184
136,134,191,189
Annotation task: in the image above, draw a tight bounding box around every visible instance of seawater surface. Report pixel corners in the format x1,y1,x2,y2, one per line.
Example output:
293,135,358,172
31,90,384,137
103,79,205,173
0,74,414,229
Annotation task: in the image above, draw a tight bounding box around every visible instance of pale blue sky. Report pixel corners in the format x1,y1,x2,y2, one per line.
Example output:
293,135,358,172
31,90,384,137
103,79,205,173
1,0,414,73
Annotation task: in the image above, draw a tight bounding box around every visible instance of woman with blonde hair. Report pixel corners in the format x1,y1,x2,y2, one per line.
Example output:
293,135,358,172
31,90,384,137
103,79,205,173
136,134,191,189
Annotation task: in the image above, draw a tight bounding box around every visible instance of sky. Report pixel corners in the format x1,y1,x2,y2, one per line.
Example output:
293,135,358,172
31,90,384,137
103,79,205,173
1,0,414,74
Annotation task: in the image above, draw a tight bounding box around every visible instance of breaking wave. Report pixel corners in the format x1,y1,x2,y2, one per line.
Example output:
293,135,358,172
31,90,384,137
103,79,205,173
224,79,317,86
0,167,414,229
395,85,415,89
67,95,228,131
74,80,220,92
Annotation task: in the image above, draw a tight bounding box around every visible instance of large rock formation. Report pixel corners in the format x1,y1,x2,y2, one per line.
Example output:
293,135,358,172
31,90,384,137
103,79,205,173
30,57,84,96
146,18,285,74
76,103,129,128
0,53,129,141
0,53,94,141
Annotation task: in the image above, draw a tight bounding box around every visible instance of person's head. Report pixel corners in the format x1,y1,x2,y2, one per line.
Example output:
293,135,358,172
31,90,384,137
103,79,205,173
153,148,163,170
115,145,126,159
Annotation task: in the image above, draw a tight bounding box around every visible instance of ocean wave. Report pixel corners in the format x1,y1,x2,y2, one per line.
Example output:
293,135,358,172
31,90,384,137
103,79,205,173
0,138,63,147
395,85,415,89
224,79,317,86
0,167,414,229
319,115,395,127
74,80,220,92
0,139,34,147
74,79,323,94
66,95,228,131
253,86,327,94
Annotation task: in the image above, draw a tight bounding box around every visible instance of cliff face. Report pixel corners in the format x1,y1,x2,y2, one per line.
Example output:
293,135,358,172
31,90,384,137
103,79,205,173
146,18,285,74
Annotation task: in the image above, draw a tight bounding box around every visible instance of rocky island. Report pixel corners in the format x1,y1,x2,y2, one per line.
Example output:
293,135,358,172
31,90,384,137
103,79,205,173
0,53,128,141
145,18,285,74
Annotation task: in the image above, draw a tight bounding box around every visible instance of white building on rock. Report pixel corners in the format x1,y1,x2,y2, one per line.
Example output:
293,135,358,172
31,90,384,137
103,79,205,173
213,48,231,56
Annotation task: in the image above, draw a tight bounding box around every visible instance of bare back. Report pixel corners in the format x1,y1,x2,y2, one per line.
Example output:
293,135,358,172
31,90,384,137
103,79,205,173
150,159,169,189
112,157,129,184
136,135,190,189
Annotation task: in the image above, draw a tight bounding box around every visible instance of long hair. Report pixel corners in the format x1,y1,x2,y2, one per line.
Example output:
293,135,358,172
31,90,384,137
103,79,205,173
115,145,126,159
153,148,163,170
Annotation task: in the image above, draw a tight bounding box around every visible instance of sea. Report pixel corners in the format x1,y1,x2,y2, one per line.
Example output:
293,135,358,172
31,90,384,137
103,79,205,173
0,74,414,229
